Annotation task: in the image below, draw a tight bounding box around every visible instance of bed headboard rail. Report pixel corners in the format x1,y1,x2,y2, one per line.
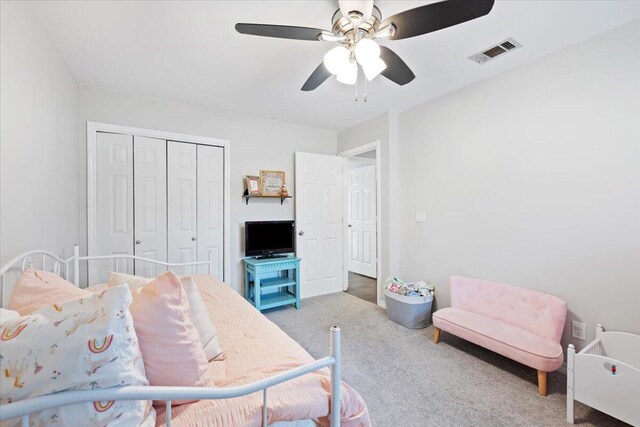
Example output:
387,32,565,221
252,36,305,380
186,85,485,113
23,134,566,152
78,245,215,285
0,250,70,308
1,246,217,307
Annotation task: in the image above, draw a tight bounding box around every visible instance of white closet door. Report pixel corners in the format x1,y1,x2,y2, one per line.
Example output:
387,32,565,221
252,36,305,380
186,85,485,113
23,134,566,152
197,145,224,277
168,141,198,275
133,136,167,277
96,132,134,283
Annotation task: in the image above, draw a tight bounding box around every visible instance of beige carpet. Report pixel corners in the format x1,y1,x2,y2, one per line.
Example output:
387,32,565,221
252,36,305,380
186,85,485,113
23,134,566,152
265,291,628,427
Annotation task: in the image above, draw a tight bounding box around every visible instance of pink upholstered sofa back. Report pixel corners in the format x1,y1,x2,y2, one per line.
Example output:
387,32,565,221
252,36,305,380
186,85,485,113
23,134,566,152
450,276,567,343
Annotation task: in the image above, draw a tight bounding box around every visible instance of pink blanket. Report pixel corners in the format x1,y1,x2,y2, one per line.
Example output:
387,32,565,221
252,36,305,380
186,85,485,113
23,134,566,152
155,275,370,427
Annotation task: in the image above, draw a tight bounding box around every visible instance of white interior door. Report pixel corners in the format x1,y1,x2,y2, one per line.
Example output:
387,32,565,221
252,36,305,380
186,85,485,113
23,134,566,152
96,132,134,282
133,136,167,277
295,152,343,298
348,165,377,278
348,168,363,275
167,141,197,275
197,145,224,277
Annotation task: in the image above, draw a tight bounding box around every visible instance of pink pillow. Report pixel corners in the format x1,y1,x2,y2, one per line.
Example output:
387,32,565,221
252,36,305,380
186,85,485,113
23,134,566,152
128,271,211,399
9,269,91,315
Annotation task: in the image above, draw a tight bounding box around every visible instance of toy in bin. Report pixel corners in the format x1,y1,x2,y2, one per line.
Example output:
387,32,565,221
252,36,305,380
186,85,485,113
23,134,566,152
384,277,434,329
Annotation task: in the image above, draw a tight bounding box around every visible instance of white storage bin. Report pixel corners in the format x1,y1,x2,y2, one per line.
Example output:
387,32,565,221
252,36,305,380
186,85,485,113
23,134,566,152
567,325,640,426
384,289,433,329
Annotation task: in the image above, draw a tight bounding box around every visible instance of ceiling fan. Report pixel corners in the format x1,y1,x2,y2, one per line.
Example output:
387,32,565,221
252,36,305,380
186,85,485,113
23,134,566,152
235,0,495,92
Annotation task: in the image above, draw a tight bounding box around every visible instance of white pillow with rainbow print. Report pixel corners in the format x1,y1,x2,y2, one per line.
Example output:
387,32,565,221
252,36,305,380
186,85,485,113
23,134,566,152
0,285,155,426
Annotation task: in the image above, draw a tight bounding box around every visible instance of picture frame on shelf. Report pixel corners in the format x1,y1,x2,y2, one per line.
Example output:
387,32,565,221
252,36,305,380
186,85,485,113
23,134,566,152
259,170,285,196
245,175,261,195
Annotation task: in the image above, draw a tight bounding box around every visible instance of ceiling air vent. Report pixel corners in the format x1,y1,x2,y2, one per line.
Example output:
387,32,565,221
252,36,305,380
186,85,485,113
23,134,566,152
469,38,522,64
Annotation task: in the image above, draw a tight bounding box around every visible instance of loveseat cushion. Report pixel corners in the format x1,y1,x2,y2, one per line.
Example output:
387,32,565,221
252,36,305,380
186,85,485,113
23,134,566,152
450,276,567,343
433,307,563,372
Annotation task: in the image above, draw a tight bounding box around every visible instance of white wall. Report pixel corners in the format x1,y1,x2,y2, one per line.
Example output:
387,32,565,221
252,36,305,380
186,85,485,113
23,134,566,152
77,86,337,292
397,20,640,350
0,2,79,266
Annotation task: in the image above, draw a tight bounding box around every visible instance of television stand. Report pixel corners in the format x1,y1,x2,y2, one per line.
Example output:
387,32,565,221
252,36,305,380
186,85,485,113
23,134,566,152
243,256,301,311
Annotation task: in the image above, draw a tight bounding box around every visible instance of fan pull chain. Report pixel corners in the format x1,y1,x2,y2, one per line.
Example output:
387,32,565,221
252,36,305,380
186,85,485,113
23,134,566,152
354,72,359,102
364,75,368,102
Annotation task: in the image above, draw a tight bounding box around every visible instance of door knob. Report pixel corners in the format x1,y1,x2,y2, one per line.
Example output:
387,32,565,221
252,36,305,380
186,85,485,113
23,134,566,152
191,237,197,241
135,240,141,244
348,224,352,228
298,231,304,236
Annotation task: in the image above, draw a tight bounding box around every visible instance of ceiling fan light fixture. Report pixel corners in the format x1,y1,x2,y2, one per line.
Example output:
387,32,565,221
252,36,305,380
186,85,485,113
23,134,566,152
237,0,497,92
319,31,347,43
323,46,350,75
339,0,374,23
355,38,385,80
362,57,386,81
371,24,396,39
354,38,380,64
336,61,357,85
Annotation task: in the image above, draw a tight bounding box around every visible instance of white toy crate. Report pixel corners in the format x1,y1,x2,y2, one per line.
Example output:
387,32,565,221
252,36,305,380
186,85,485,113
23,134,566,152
567,324,640,426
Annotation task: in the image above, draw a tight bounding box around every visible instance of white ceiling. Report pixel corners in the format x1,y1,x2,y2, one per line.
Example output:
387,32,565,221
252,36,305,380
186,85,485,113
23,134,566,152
32,1,640,131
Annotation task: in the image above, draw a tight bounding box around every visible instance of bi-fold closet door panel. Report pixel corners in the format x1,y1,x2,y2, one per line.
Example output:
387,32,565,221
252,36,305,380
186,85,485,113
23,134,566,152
167,141,198,275
133,136,167,277
95,134,225,281
96,132,134,281
96,133,167,280
197,144,224,277
167,142,225,276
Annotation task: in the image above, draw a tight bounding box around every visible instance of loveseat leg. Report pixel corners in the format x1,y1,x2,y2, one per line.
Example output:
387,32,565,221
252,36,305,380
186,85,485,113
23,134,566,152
433,327,441,344
537,370,547,396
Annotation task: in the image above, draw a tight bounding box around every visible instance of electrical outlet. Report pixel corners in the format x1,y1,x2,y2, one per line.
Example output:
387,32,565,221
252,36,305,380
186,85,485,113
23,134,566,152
416,211,426,223
572,320,586,341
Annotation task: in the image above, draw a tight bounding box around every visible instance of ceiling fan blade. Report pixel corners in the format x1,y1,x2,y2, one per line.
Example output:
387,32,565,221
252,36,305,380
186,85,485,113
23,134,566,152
379,46,415,86
301,63,332,91
381,0,495,41
235,23,325,41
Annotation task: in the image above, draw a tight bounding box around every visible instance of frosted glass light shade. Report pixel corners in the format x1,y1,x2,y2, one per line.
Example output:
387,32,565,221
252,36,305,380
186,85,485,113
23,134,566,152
323,46,350,75
336,62,357,85
355,38,380,65
362,57,386,80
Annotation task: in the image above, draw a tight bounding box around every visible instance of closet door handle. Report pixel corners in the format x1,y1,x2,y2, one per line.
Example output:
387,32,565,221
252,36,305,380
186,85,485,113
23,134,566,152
191,237,197,241
298,231,304,236
135,240,141,245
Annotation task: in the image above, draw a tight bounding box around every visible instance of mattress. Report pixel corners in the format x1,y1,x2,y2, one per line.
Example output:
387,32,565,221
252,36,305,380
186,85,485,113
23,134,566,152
154,275,370,427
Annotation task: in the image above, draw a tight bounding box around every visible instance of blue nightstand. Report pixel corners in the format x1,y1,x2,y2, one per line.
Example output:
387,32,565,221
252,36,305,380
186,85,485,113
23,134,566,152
243,256,301,311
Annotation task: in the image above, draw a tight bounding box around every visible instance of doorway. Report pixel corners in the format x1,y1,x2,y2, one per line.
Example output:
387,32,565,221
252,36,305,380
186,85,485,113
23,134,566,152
338,141,382,306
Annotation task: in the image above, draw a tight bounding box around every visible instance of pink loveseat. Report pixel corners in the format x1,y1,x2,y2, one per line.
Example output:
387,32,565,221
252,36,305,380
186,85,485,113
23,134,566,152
432,276,567,396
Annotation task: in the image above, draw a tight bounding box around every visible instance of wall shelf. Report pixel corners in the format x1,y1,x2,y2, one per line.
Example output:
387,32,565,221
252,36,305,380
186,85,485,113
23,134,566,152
243,189,291,205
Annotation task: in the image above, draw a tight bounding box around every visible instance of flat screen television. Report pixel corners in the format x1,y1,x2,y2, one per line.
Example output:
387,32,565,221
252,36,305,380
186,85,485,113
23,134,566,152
245,220,295,258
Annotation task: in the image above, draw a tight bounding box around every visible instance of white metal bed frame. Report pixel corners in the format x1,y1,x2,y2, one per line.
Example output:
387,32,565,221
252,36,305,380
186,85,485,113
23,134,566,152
0,246,341,427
